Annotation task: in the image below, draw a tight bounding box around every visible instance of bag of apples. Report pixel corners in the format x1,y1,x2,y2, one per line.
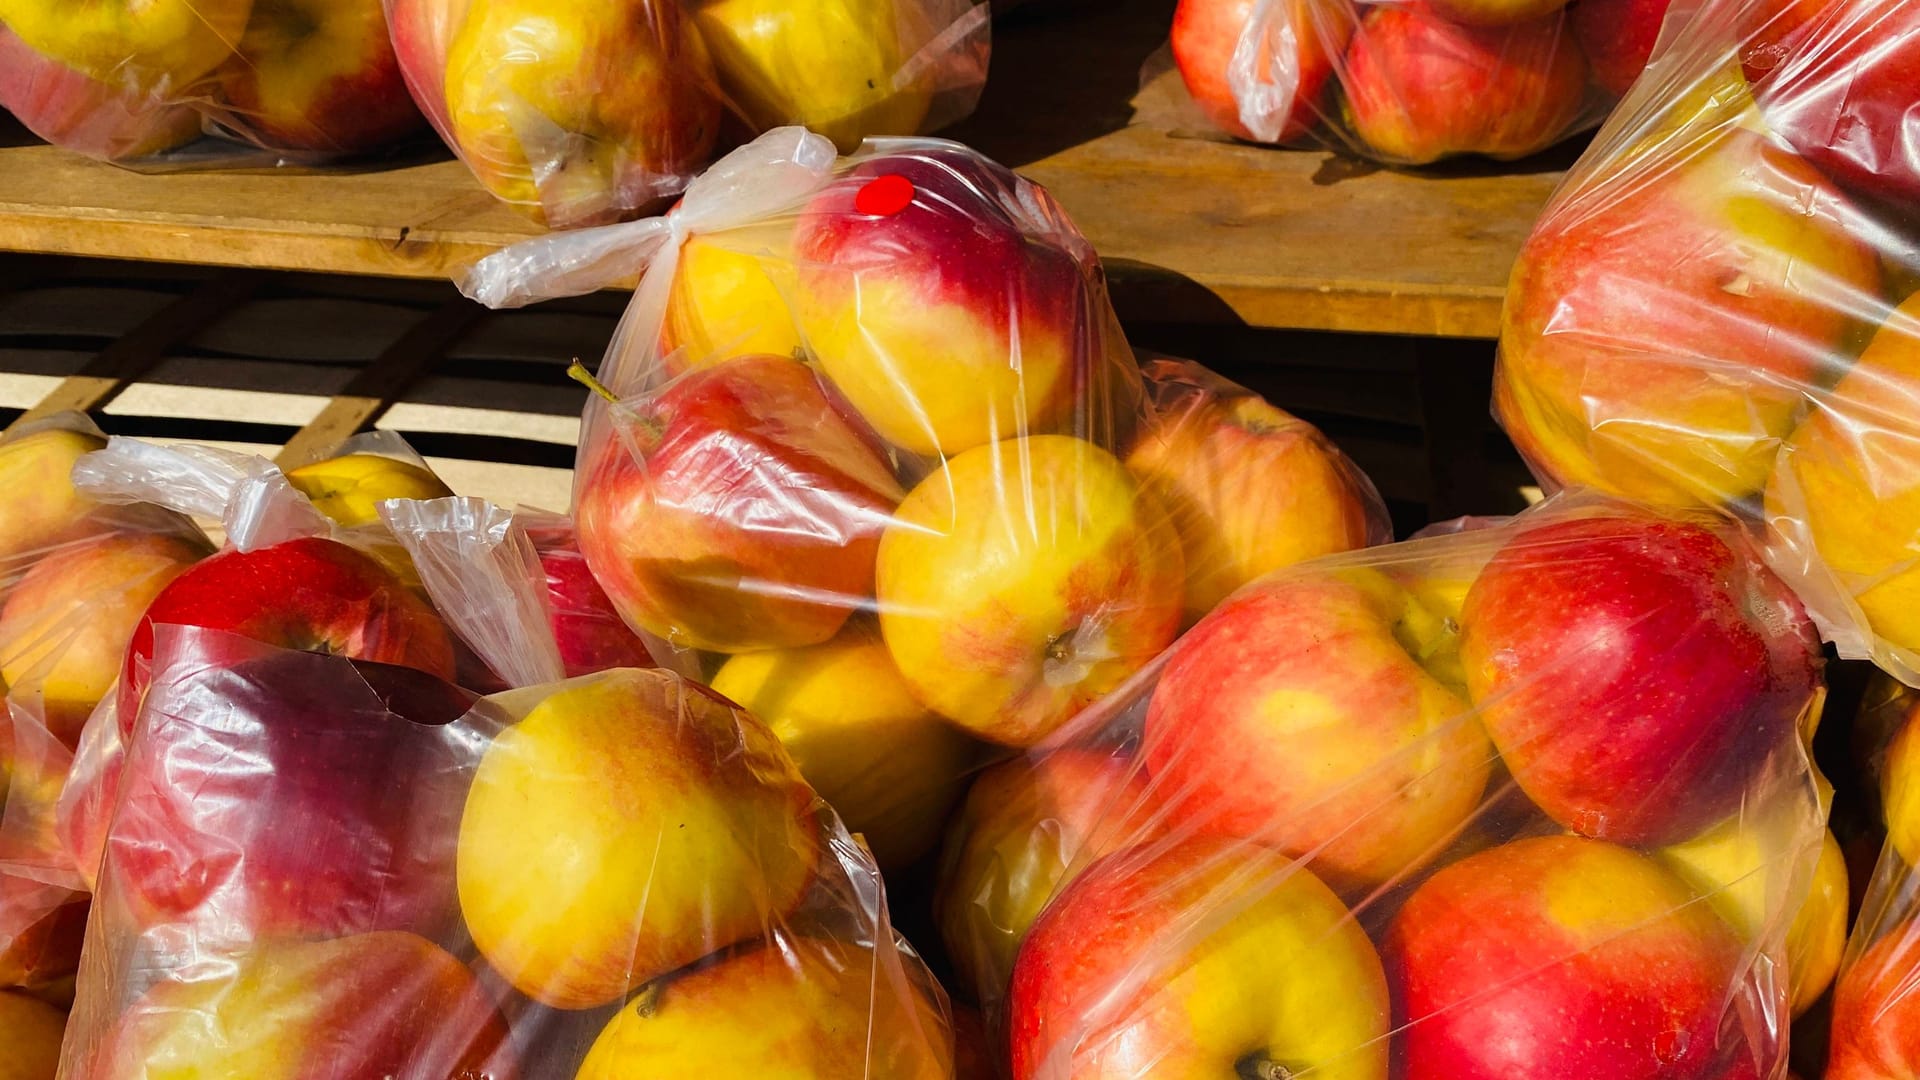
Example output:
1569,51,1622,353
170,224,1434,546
931,493,1835,1078
387,0,992,227
1491,0,1920,685
0,0,428,166
461,126,1387,876
1165,0,1630,165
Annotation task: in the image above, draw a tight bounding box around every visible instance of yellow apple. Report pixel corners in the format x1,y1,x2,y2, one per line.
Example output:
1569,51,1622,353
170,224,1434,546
285,453,454,528
1884,711,1920,868
689,0,934,153
709,622,975,870
577,936,951,1078
0,0,254,93
0,427,107,564
0,990,63,1080
457,669,821,1009
661,228,804,372
876,434,1184,747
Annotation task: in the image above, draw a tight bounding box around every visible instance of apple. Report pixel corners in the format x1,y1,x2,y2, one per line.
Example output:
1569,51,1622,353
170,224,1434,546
518,516,654,676
87,931,514,1079
1497,125,1881,508
1007,836,1390,1080
1736,0,1827,83
1880,704,1920,866
576,936,951,1077
1388,834,1759,1080
1571,0,1676,96
876,435,1184,747
935,749,1148,1010
1827,918,1920,1079
117,535,458,735
1143,566,1491,886
661,227,805,371
575,354,903,654
103,640,482,941
710,622,975,870
213,0,425,155
0,873,85,998
1340,1,1589,164
1125,360,1385,619
0,990,63,1080
386,0,465,135
0,0,252,94
0,27,203,160
285,453,453,528
792,146,1095,458
1427,0,1570,25
0,531,205,747
434,0,722,226
690,0,935,153
1169,0,1352,143
1459,511,1822,845
0,426,106,564
1768,291,1920,664
457,668,821,1009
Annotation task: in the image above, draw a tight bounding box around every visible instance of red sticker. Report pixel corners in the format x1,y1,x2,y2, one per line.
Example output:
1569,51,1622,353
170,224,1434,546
854,174,916,217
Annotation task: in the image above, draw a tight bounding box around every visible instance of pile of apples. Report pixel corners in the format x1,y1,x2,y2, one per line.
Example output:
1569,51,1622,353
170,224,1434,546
1169,0,1681,163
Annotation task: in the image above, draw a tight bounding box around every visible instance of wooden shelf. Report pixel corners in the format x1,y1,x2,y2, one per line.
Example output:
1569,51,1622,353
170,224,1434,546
0,0,1570,339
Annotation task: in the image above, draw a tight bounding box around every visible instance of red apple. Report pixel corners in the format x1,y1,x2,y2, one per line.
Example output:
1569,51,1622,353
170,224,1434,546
1428,0,1571,25
520,517,653,676
1387,834,1762,1080
576,354,903,655
0,27,203,160
103,637,484,941
1571,0,1677,96
792,146,1100,458
1828,918,1920,1079
117,535,458,736
1459,511,1821,845
387,0,465,136
1169,0,1352,143
214,0,425,154
1341,0,1590,163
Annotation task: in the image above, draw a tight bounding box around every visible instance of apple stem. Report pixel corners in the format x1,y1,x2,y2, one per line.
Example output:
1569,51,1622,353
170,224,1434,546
627,981,663,1018
568,360,621,404
1237,1059,1294,1080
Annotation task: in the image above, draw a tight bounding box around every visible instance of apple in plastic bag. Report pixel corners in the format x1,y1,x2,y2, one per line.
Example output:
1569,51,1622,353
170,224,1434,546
1340,0,1589,163
935,749,1148,1008
1571,0,1677,96
519,519,654,676
0,427,108,564
576,936,951,1078
0,873,85,999
793,147,1093,459
1169,0,1352,143
0,27,204,160
576,354,903,654
213,0,424,155
0,0,252,96
456,669,821,1010
661,228,804,372
876,435,1184,747
86,931,514,1080
1007,836,1391,1080
1828,919,1920,1080
285,453,453,528
1425,0,1570,26
0,989,63,1080
1459,512,1820,845
1144,566,1491,886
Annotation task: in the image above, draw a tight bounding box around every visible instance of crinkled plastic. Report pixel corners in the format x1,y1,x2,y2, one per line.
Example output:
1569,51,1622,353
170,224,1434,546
1165,0,1618,165
387,0,991,228
0,3,428,167
934,493,1829,1078
1492,0,1920,685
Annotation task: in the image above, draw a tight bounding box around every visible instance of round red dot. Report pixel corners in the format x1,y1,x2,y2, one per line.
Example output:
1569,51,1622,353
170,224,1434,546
854,174,916,217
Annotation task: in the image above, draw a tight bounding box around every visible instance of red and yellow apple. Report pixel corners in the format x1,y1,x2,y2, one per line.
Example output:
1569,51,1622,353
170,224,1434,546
1144,566,1491,885
214,0,425,154
0,0,252,96
385,0,464,134
1388,834,1756,1080
1169,0,1352,143
710,622,975,870
1827,918,1920,1080
457,669,821,1009
1571,0,1676,96
0,990,63,1080
661,228,804,371
520,517,654,676
1497,125,1881,508
0,27,203,160
876,435,1184,747
575,354,903,654
285,452,453,528
793,147,1093,458
0,873,85,998
935,749,1148,1007
1340,0,1589,163
1459,512,1822,845
1008,837,1390,1080
0,426,106,564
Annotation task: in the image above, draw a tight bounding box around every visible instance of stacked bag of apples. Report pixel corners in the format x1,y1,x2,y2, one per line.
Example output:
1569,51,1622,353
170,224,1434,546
1166,0,1674,164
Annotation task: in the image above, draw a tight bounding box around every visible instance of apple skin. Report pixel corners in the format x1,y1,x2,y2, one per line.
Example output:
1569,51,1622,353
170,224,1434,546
86,931,515,1080
1571,0,1676,96
1458,512,1821,845
386,0,466,135
792,146,1094,458
0,989,64,1080
0,427,108,564
576,937,952,1078
1426,0,1570,25
876,434,1184,747
103,642,482,942
0,531,205,747
1143,566,1491,885
456,669,821,1010
1007,837,1390,1080
661,229,804,372
1828,918,1920,1079
575,354,903,655
0,28,204,160
1880,703,1920,867
1340,1,1589,164
214,0,425,155
934,749,1148,1009
116,535,458,736
1169,0,1352,143
1496,125,1881,508
285,453,453,528
519,518,654,677
0,0,253,94
1388,834,1759,1080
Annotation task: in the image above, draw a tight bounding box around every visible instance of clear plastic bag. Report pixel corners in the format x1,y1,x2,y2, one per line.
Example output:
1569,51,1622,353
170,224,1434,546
1166,0,1619,165
930,493,1829,1078
387,0,991,228
0,2,427,166
1491,0,1920,685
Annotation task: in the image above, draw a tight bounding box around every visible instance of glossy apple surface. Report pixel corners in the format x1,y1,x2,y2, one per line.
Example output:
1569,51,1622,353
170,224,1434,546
214,0,425,154
1170,0,1351,142
1827,918,1920,1080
